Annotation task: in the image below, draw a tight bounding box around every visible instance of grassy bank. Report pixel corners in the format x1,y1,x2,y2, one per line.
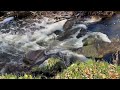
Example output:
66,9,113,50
0,58,120,79
55,60,120,79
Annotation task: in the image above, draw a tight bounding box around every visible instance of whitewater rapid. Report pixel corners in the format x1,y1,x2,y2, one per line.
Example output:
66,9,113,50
0,15,114,74
0,17,67,53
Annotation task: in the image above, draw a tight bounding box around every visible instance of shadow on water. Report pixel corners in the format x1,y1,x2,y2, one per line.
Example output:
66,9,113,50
87,14,120,39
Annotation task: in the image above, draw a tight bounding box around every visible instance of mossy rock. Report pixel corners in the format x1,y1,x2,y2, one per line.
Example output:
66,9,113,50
31,58,66,78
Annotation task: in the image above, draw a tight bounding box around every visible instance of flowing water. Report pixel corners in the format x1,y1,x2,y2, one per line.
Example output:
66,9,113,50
0,14,120,74
87,14,120,40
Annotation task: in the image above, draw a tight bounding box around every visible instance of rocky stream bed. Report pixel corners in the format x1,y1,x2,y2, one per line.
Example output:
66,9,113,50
0,11,120,78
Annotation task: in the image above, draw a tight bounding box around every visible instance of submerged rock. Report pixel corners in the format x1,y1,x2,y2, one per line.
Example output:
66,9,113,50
103,51,120,65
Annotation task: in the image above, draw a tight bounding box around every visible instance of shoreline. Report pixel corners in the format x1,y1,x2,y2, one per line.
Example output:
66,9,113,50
0,11,119,20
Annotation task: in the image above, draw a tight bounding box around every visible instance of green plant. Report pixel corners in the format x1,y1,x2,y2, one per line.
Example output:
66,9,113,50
1,60,120,79
55,60,120,79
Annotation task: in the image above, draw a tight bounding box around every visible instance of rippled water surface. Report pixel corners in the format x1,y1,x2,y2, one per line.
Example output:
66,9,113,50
0,14,120,74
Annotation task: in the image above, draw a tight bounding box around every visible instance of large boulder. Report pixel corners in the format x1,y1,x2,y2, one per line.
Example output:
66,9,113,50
23,50,45,65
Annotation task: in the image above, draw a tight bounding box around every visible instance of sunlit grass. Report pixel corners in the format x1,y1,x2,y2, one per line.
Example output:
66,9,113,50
55,60,120,79
0,73,41,79
1,59,120,79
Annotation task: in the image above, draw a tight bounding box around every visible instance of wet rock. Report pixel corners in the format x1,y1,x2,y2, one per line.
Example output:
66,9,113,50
76,28,88,38
77,40,120,63
63,18,75,31
103,51,120,65
23,50,45,65
96,41,120,56
58,24,87,41
57,27,80,41
77,44,99,58
53,30,63,35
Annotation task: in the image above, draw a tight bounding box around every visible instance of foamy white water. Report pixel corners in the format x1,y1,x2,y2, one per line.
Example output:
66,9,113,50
0,16,112,61
0,17,67,53
0,16,112,53
0,15,115,74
